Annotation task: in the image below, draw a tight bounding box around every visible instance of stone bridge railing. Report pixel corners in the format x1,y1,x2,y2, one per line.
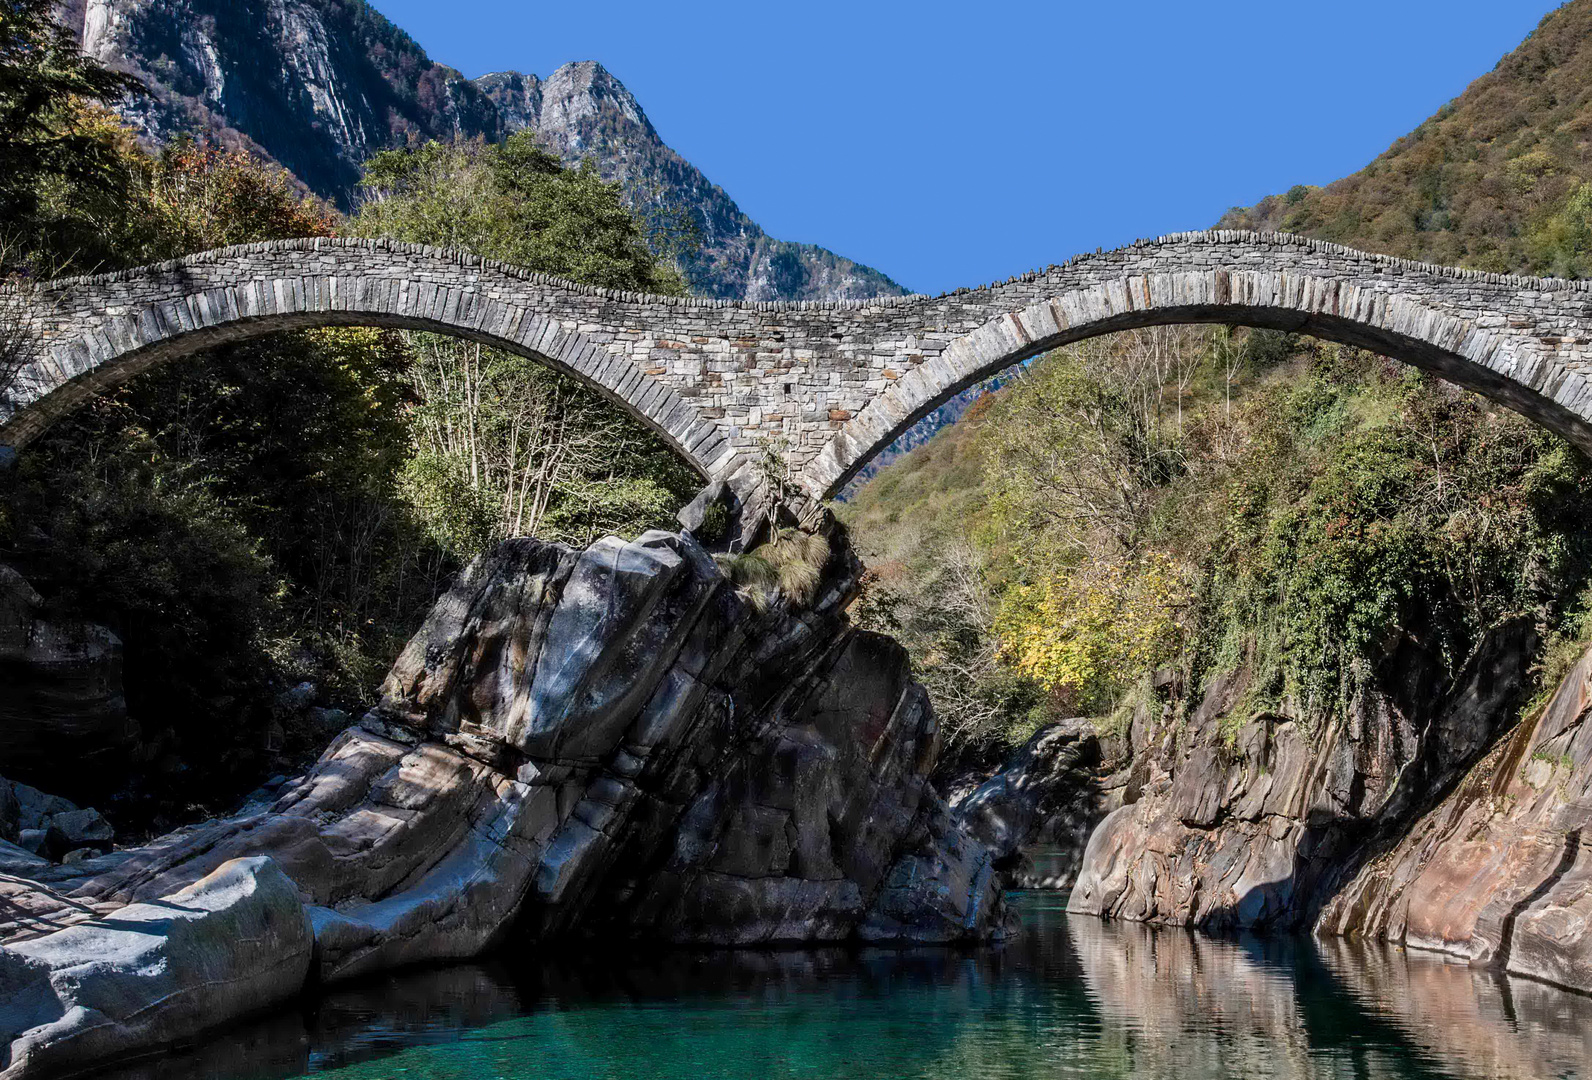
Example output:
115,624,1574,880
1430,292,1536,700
4,231,1592,498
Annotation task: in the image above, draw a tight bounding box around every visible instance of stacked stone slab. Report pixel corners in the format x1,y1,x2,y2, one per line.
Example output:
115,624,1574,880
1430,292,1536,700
4,231,1592,497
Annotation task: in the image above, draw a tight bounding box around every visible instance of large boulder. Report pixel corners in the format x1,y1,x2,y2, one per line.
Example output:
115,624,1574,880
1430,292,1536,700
0,780,115,865
0,515,1007,1074
0,857,313,1080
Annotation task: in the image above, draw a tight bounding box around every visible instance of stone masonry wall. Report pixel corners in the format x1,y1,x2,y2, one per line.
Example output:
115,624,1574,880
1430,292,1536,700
4,231,1592,496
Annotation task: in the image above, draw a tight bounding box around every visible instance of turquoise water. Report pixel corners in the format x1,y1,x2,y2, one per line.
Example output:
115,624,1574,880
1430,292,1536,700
99,892,1591,1080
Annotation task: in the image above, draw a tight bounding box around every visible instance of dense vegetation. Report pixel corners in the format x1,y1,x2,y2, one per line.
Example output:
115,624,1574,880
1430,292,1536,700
846,0,1592,773
844,329,1592,771
0,0,696,828
350,135,699,555
1223,1,1592,276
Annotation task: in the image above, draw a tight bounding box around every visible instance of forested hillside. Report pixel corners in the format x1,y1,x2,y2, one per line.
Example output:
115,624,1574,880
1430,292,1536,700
845,0,1592,774
1223,0,1592,276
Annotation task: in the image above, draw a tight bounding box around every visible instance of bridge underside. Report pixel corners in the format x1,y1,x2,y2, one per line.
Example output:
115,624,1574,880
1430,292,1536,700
806,302,1592,499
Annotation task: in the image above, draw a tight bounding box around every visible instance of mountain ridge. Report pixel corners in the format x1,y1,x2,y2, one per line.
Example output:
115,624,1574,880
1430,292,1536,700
67,0,906,302
1220,0,1592,277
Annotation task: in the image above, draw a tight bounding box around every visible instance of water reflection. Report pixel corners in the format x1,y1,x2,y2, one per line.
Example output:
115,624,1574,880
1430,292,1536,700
1319,936,1592,1079
92,893,1589,1080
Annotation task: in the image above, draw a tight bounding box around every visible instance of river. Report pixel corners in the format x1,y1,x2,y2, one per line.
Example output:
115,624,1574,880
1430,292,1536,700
93,890,1591,1080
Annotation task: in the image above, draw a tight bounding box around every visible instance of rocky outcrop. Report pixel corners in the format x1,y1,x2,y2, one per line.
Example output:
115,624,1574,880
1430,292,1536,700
1317,645,1592,993
1069,618,1539,932
953,719,1104,890
0,858,312,1080
0,517,1005,1075
71,2,906,302
0,567,134,794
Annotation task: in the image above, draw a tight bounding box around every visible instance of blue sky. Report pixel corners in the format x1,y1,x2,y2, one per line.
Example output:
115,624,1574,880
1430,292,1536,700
370,0,1559,295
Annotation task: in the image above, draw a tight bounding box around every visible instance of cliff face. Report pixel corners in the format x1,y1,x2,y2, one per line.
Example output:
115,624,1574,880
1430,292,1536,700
1320,646,1592,994
70,0,906,302
1054,615,1592,994
0,511,1006,1076
77,0,501,198
1065,619,1542,931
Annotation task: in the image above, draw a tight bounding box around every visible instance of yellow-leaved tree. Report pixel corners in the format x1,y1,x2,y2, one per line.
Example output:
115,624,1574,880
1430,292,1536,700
995,554,1187,712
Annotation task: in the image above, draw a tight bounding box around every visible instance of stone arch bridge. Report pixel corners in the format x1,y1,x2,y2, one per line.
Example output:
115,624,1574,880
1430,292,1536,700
4,230,1592,499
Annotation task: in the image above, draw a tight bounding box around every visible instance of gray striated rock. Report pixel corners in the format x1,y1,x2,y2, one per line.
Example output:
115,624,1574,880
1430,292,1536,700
0,857,313,1080
0,841,47,876
1318,645,1592,994
953,718,1103,890
0,516,1005,1075
1069,618,1539,933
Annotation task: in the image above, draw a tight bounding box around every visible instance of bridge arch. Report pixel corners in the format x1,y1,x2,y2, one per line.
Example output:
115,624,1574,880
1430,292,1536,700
800,251,1592,498
8,232,1592,503
0,238,730,480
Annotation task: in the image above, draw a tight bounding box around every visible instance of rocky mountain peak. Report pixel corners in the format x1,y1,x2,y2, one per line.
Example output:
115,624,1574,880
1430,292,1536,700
63,0,905,302
540,60,655,147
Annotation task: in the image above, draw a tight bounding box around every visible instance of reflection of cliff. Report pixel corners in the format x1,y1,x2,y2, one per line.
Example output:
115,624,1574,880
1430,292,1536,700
1067,917,1330,1080
89,899,1592,1080
1318,938,1592,1080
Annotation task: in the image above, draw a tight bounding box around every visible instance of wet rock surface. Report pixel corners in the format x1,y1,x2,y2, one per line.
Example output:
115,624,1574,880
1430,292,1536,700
0,518,1005,1076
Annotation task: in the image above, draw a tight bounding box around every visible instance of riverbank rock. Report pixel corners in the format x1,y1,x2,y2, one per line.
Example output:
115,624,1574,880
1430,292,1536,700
0,857,312,1080
1317,645,1592,993
0,780,114,864
953,719,1104,890
1069,618,1539,932
0,566,135,791
0,515,1006,1075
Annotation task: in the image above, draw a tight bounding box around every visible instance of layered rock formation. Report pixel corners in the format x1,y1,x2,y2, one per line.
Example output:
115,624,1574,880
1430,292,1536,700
1068,619,1540,932
69,0,905,301
1319,646,1592,993
0,859,312,1080
0,517,1006,1076
953,718,1104,890
1056,614,1592,994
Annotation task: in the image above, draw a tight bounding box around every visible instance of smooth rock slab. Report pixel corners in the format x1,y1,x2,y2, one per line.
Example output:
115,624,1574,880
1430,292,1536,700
0,857,313,1079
